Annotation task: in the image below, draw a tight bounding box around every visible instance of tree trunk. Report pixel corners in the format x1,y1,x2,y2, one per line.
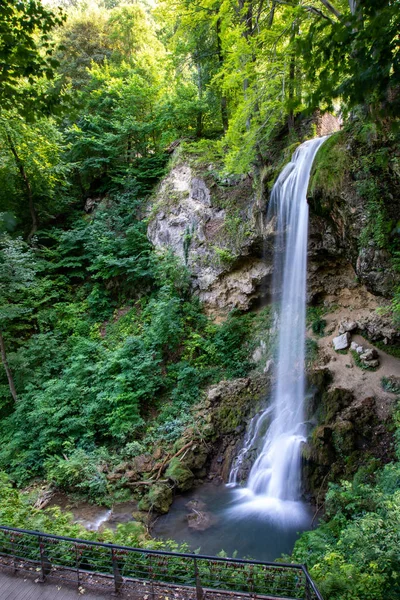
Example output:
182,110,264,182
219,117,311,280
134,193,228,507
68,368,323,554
0,331,18,402
287,18,299,131
238,0,254,131
216,17,229,132
6,133,38,244
195,60,204,138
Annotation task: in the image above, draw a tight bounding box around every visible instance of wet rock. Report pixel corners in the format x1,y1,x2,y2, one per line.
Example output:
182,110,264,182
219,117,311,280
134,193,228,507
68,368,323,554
187,510,217,531
186,499,206,512
206,373,270,483
333,332,350,351
264,359,274,374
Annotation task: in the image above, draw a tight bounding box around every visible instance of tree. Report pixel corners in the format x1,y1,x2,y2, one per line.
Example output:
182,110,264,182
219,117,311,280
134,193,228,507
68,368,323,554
0,113,71,241
0,234,37,402
0,0,65,112
300,0,400,117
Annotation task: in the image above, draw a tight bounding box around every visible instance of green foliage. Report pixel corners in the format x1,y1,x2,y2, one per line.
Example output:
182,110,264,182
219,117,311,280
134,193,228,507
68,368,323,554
45,447,110,502
0,0,65,113
0,113,72,235
292,462,400,600
309,133,347,198
0,180,256,490
307,306,328,337
300,0,400,118
306,338,319,367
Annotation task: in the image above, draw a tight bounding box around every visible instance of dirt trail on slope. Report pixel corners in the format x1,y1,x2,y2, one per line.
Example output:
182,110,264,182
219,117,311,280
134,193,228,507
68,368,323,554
311,287,400,420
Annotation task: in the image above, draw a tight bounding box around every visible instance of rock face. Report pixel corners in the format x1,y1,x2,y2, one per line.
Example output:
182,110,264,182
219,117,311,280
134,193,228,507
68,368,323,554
147,155,268,313
307,135,400,301
148,135,399,314
204,373,270,483
303,387,395,499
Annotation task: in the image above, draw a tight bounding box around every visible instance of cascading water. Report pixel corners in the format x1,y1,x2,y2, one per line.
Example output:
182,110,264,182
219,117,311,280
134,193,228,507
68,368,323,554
228,136,328,522
154,137,330,560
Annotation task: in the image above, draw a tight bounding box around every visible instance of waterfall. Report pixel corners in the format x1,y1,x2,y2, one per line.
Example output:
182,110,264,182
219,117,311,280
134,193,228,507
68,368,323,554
228,137,328,520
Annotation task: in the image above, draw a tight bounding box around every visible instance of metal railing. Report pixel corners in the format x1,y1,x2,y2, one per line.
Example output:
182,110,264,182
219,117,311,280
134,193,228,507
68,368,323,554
0,525,323,599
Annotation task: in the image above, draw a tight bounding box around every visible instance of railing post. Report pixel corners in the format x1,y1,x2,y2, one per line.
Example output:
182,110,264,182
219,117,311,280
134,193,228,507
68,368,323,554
303,564,312,600
38,535,51,583
193,556,204,600
111,547,123,596
10,535,17,573
75,543,80,587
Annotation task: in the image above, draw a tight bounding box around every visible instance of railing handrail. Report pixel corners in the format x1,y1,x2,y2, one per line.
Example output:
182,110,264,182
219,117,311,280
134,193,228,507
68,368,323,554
0,524,324,599
0,525,302,569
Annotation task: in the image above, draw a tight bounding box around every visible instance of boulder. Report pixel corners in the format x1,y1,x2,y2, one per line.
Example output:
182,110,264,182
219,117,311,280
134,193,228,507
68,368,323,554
187,510,217,531
357,314,400,344
365,359,379,368
360,348,378,362
339,320,357,334
133,454,154,474
333,332,351,351
138,484,173,514
350,341,362,352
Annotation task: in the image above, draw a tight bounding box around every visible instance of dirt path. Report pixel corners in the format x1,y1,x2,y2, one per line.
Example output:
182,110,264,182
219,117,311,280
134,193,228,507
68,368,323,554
310,289,400,420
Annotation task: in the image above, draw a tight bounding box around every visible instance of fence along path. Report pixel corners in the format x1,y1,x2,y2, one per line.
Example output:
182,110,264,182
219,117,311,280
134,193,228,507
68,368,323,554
0,525,324,600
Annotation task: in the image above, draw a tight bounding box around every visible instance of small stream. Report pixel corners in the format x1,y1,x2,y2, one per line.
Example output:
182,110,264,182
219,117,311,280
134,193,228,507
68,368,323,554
153,482,312,561
48,493,137,532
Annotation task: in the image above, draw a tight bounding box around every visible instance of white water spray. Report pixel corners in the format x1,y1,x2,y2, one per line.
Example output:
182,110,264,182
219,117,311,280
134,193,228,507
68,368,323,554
228,137,328,520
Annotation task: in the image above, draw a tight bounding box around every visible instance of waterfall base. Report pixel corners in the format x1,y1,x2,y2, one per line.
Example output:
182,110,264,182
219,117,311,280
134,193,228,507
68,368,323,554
227,487,311,527
153,482,313,561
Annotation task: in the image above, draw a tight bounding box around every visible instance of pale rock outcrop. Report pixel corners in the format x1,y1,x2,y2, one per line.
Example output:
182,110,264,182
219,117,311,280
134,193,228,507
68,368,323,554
148,159,268,312
333,332,351,350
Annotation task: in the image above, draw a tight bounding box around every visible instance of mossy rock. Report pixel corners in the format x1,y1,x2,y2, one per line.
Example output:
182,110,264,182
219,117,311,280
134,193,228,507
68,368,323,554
165,458,194,492
321,388,354,423
308,131,348,201
311,425,336,466
332,419,355,455
181,445,209,473
138,484,173,514
307,368,332,391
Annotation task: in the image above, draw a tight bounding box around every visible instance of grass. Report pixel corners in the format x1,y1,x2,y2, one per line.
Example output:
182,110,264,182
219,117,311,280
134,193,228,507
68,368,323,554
374,340,400,359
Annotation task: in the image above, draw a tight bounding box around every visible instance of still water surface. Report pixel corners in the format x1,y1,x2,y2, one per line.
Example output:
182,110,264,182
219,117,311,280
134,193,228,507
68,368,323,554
153,482,313,561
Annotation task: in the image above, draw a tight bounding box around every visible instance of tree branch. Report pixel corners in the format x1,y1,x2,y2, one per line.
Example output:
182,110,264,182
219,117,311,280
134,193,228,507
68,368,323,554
305,5,334,22
318,0,342,19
